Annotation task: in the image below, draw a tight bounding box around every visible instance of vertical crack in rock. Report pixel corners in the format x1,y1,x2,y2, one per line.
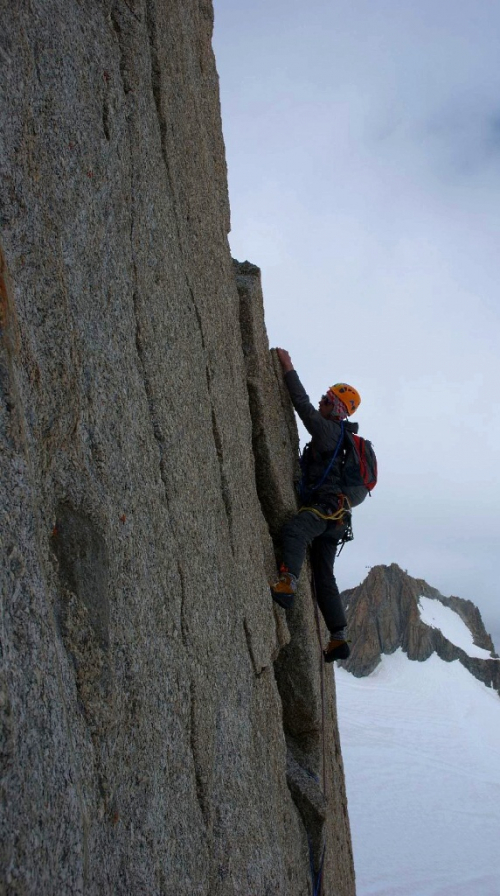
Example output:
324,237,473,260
102,96,111,142
178,561,189,649
132,288,167,484
111,0,141,95
111,1,171,504
189,680,210,828
209,404,234,546
131,283,173,511
0,244,23,450
243,616,264,677
245,378,278,527
145,11,234,547
190,282,235,543
111,7,198,761
145,0,170,191
144,3,205,345
112,4,176,521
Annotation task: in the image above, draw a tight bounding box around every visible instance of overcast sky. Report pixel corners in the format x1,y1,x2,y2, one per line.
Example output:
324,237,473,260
213,0,500,648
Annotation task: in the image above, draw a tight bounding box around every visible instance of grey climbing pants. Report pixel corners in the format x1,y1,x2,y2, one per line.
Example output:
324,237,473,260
281,509,348,634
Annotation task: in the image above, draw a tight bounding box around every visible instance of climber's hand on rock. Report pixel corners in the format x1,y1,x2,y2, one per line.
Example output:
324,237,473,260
275,348,294,372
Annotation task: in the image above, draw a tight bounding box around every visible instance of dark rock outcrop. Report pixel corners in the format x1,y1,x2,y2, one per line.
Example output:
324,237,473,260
341,564,500,694
236,262,355,891
0,4,355,894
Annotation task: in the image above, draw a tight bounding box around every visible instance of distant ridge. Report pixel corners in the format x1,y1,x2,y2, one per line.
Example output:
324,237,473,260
340,563,500,692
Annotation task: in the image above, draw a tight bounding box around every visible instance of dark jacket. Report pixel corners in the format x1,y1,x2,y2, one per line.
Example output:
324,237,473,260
285,369,358,506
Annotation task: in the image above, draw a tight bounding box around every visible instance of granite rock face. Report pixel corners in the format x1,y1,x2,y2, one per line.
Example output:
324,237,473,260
341,563,500,693
0,3,355,894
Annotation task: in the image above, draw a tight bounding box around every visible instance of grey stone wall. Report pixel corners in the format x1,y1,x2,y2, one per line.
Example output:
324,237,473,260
0,3,355,893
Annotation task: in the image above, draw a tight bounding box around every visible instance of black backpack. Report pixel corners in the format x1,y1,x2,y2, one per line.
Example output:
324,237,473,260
299,422,378,507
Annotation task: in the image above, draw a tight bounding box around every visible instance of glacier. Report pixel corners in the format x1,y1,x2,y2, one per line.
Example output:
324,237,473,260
336,648,500,896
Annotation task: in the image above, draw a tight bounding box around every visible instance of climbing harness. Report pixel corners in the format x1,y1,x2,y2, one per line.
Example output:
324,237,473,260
298,494,351,522
299,495,354,560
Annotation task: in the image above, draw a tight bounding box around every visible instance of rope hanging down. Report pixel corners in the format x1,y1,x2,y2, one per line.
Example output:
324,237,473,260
310,570,327,896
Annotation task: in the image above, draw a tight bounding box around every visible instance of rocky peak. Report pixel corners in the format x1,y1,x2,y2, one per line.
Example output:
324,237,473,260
341,564,500,693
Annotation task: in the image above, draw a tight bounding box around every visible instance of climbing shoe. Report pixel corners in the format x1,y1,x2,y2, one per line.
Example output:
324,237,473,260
323,638,350,663
270,568,298,610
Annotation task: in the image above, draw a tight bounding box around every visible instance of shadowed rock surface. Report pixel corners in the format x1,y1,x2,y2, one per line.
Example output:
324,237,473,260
235,262,354,890
0,3,355,894
340,563,500,693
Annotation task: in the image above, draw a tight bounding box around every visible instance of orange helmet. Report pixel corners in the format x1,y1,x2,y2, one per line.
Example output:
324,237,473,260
328,383,361,416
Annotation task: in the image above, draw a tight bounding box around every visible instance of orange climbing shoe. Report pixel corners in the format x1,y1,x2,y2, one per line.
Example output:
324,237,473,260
270,568,297,610
323,638,350,663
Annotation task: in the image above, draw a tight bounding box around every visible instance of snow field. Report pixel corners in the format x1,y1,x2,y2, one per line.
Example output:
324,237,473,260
417,596,495,660
335,650,500,896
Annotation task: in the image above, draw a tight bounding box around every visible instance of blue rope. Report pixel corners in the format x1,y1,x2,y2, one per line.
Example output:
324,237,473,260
300,420,345,501
308,838,326,896
314,845,326,896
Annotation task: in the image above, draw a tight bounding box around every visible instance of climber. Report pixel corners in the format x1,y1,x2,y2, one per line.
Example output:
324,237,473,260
270,348,361,663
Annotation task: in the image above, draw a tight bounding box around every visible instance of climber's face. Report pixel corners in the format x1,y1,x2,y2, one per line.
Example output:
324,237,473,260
319,395,332,418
